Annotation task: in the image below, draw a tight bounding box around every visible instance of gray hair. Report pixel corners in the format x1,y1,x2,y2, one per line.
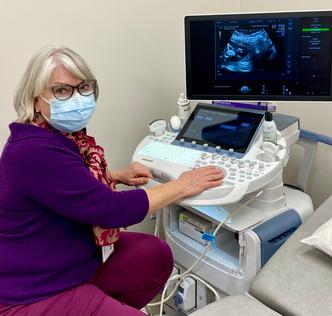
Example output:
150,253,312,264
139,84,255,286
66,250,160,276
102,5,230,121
14,45,99,123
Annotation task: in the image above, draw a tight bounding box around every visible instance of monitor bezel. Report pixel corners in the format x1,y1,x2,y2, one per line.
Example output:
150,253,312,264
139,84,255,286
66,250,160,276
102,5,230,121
185,10,332,101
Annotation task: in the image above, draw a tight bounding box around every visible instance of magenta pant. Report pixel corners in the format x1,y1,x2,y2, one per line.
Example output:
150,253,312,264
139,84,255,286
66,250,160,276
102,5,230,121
0,232,173,315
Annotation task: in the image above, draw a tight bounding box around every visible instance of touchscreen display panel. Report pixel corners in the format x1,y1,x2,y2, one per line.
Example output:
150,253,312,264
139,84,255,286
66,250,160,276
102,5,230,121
176,104,264,153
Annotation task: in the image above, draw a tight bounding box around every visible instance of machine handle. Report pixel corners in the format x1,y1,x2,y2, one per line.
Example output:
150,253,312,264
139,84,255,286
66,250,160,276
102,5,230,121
178,182,250,206
139,179,249,206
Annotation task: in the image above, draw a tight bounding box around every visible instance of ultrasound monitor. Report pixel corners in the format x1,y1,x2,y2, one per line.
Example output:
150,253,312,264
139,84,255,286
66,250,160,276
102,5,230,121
175,104,264,156
185,11,332,101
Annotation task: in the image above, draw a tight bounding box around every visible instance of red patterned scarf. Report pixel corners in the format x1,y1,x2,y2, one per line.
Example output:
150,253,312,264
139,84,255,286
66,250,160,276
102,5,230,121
32,114,120,246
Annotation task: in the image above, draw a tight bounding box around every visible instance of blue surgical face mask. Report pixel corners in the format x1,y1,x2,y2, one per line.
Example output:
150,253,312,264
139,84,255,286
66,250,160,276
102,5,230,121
39,93,96,133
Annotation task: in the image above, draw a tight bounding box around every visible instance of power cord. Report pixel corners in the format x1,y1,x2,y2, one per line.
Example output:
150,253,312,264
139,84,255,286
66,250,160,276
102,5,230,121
154,210,161,237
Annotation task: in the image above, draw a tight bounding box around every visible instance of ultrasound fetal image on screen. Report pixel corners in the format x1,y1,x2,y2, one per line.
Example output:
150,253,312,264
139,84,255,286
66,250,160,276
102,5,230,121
217,28,279,74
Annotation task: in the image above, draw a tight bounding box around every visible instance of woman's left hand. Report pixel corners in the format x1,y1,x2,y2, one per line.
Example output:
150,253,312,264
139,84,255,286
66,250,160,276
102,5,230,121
111,162,153,186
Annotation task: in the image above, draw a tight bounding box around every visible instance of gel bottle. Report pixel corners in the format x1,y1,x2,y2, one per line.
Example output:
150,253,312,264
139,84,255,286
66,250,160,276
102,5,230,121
177,93,191,126
262,111,277,145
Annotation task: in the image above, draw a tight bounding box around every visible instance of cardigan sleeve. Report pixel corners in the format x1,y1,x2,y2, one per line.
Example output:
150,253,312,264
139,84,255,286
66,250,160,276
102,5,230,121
15,138,149,228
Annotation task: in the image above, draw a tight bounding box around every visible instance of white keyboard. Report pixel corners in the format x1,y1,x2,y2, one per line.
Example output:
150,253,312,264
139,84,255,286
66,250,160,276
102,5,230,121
133,134,284,205
137,140,201,167
137,138,274,186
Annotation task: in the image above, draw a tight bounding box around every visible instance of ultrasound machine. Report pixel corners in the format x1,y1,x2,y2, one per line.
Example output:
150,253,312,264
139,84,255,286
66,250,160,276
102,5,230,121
132,10,332,314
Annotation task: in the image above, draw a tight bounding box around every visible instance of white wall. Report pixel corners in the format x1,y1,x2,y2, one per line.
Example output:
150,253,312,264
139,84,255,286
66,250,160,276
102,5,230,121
0,0,242,164
1,1,332,221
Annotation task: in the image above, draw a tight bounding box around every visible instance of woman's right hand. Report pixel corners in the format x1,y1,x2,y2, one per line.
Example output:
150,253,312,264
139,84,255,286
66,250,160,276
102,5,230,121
174,166,225,199
145,166,224,214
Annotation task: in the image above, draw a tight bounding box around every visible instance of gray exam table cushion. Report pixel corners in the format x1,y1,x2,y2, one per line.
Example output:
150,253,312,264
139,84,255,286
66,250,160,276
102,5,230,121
250,195,332,316
190,295,281,316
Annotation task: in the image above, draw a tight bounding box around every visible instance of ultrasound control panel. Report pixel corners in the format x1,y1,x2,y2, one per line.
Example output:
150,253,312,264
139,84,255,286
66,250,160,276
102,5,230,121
132,104,288,206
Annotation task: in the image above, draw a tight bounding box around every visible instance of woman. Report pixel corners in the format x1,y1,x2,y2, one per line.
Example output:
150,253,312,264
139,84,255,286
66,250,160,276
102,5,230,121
0,46,223,315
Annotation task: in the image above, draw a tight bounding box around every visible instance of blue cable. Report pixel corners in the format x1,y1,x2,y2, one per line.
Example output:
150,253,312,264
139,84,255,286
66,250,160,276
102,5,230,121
201,232,214,242
202,232,221,252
